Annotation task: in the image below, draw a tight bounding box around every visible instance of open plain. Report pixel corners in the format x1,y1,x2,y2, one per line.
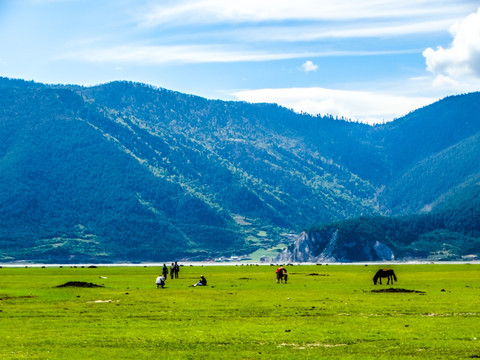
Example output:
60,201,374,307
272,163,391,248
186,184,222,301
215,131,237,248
0,264,479,359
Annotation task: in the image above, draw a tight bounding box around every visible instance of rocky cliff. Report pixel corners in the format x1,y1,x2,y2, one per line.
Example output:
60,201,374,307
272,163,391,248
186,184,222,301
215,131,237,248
275,230,395,263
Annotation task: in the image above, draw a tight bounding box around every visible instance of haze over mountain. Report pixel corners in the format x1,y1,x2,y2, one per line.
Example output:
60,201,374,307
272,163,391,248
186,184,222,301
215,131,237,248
1,77,478,262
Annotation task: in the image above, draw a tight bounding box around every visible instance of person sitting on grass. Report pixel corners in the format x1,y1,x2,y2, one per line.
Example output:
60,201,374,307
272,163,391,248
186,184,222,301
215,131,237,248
192,275,207,287
156,275,166,288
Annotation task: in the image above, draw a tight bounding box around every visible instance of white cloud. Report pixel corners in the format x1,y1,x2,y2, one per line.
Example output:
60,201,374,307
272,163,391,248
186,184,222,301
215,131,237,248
423,7,480,87
238,19,457,43
59,45,316,64
232,87,436,124
138,0,475,26
59,45,416,65
301,60,318,72
432,74,460,89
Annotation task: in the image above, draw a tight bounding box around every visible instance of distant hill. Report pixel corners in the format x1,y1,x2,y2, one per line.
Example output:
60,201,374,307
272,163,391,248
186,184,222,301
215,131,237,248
377,132,480,215
373,92,480,214
0,77,479,262
276,182,480,262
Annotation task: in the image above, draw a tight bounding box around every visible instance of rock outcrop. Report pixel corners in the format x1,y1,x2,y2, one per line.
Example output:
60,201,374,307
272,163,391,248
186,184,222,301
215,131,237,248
275,230,395,263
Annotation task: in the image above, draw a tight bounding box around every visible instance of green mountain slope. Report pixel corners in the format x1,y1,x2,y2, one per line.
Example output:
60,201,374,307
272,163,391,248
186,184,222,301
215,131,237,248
0,85,248,262
1,77,479,262
377,132,480,214
0,79,380,262
278,182,480,262
372,92,480,181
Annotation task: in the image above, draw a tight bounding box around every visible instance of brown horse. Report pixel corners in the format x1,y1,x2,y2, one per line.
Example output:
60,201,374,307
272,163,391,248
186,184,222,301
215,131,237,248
373,269,397,285
276,267,288,283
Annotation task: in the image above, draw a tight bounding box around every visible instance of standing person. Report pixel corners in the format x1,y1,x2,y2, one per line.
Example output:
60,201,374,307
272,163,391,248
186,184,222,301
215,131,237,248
170,263,175,279
162,264,169,279
156,275,166,288
174,261,180,279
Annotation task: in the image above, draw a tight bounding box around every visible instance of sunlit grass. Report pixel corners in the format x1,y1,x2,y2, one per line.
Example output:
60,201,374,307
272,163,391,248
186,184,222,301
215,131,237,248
0,264,479,359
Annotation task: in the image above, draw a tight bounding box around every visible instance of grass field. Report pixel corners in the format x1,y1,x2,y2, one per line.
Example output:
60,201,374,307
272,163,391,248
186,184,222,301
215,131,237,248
1,263,479,359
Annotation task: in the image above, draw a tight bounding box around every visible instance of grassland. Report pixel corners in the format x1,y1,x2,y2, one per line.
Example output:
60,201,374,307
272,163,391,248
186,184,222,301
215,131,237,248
0,263,479,359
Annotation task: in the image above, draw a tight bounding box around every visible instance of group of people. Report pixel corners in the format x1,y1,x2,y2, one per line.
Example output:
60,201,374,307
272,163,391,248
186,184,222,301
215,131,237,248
157,265,288,289
155,262,208,288
155,261,180,288
169,262,180,279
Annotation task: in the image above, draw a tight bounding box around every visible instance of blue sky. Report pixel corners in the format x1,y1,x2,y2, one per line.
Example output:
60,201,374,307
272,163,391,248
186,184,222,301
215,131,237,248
1,0,480,124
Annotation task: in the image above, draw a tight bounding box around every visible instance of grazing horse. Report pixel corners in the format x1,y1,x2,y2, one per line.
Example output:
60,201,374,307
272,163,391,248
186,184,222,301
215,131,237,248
276,267,288,284
373,269,397,285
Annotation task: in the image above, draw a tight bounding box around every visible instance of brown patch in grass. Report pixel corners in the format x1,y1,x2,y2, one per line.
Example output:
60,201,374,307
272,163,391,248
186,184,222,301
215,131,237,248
371,288,425,294
56,281,104,288
306,273,329,276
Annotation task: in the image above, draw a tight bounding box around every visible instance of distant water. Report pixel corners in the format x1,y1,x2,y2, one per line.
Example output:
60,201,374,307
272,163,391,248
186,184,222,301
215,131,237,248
1,260,478,267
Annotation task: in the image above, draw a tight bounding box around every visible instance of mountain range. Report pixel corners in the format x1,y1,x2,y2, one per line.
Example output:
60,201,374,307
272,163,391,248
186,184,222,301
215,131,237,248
0,77,478,263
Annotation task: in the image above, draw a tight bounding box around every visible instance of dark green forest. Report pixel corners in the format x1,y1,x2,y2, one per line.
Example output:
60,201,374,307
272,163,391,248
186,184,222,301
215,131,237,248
1,77,479,262
303,183,480,261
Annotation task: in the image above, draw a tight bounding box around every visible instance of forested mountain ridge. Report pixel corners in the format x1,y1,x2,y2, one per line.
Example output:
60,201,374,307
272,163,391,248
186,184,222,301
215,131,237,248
277,182,480,263
376,132,480,215
1,77,479,262
276,93,480,262
371,92,480,214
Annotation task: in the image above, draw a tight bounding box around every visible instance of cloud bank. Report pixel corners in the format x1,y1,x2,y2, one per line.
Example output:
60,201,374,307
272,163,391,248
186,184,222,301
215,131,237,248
232,87,435,125
423,7,480,89
139,0,475,26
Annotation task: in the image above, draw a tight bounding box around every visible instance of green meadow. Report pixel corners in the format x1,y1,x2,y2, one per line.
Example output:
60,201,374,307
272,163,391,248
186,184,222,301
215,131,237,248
0,264,479,359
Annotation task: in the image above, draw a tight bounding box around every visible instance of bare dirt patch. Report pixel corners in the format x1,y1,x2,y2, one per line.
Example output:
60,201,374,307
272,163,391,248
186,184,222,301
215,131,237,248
306,273,329,276
371,288,425,294
56,281,104,288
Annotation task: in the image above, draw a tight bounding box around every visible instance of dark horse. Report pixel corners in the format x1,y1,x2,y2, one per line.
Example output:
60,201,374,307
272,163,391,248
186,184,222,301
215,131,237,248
373,269,397,285
276,267,288,284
